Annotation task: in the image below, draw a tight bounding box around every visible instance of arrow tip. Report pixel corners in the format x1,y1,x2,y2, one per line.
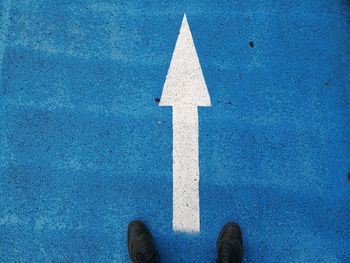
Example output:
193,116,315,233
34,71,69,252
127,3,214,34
159,13,211,107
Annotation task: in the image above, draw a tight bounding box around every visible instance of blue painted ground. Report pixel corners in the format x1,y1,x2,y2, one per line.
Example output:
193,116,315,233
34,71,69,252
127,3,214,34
1,1,349,262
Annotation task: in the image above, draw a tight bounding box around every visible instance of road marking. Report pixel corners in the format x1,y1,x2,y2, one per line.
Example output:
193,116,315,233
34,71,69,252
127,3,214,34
159,14,211,233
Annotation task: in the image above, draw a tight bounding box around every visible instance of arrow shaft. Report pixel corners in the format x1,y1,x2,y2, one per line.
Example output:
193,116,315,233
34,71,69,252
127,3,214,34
172,106,200,232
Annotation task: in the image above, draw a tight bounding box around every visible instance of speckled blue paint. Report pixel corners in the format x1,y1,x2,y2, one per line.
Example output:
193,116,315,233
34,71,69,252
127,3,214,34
0,1,349,262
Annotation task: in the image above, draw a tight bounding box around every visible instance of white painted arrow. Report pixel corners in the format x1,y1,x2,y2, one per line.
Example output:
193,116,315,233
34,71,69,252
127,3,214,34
159,14,211,233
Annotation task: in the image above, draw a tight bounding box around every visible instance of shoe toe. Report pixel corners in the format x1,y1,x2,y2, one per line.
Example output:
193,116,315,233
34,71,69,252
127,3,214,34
217,222,243,250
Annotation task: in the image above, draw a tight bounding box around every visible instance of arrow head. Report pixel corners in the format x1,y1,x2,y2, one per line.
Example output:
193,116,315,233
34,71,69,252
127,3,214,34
159,14,211,107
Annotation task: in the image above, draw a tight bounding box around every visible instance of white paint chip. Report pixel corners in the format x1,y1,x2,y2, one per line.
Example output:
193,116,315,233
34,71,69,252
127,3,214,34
159,14,211,233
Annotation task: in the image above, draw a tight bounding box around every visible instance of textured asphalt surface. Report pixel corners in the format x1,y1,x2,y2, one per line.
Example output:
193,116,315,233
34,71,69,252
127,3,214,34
0,1,349,262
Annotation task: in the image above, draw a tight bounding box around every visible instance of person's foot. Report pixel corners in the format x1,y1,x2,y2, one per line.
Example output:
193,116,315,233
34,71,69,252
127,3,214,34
216,222,243,263
127,220,158,263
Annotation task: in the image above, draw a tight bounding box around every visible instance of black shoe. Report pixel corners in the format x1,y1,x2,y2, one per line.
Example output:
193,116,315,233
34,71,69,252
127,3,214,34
127,220,158,263
216,222,243,263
